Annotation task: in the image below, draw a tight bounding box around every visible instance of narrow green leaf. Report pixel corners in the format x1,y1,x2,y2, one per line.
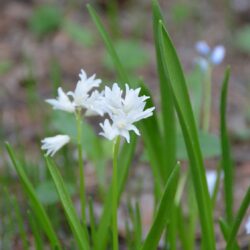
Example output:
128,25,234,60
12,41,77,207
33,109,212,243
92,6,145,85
219,218,240,250
88,198,97,245
158,21,215,250
220,67,234,224
141,163,180,250
12,196,29,250
139,83,165,195
5,143,61,250
45,157,90,250
27,210,44,250
135,202,142,249
87,4,129,84
152,0,176,180
226,187,250,250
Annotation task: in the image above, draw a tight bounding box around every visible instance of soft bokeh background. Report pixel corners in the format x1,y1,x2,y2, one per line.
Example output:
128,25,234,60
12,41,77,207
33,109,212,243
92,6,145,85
0,0,250,248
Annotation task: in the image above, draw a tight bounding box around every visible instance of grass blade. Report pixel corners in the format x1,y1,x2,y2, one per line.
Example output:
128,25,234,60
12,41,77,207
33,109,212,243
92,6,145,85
226,187,250,250
27,210,44,250
220,67,234,224
158,21,216,250
141,162,180,250
45,157,90,250
87,4,129,84
218,218,240,250
5,143,61,250
12,195,29,250
152,0,176,180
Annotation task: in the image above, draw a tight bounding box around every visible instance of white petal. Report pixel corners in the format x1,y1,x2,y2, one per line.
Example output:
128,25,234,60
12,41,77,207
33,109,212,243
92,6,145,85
245,217,250,235
195,41,210,55
210,45,225,65
195,57,209,71
41,135,70,156
46,87,75,113
120,130,130,143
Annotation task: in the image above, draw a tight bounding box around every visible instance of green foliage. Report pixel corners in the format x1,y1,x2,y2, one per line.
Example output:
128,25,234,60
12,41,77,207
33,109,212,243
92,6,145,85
0,61,12,75
63,20,95,47
103,39,150,72
3,1,250,250
220,67,234,224
29,5,63,38
141,163,180,250
36,180,75,206
177,132,221,159
234,25,250,54
45,157,90,250
158,21,216,250
5,143,62,250
170,2,195,24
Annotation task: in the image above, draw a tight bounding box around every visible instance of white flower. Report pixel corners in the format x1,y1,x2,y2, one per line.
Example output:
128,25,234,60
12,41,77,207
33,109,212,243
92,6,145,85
210,45,225,65
195,41,225,70
84,90,105,116
67,69,102,109
41,135,70,156
206,170,217,196
99,83,155,143
206,170,224,197
195,41,210,56
46,69,103,116
99,119,119,141
245,216,250,235
46,87,75,113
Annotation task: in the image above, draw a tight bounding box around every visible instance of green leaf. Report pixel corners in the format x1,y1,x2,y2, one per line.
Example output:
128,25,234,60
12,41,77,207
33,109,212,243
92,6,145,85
87,4,129,84
27,210,44,250
36,180,75,206
12,195,29,250
226,187,250,250
103,39,149,72
29,5,62,38
218,218,240,250
220,68,234,225
152,0,176,180
139,83,165,194
220,67,234,225
141,163,180,250
158,19,215,250
63,20,95,46
45,157,90,250
177,132,221,159
5,143,61,250
234,25,250,54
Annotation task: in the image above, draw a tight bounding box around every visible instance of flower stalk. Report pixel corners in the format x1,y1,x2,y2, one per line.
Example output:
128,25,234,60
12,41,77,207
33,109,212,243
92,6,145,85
76,108,87,225
202,65,212,132
112,136,121,250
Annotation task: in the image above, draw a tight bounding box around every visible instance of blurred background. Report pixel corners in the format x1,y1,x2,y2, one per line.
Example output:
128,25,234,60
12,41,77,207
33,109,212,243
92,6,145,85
0,0,250,248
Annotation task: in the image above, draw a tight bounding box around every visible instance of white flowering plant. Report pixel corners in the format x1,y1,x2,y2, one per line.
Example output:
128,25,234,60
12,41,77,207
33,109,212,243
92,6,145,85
4,1,250,250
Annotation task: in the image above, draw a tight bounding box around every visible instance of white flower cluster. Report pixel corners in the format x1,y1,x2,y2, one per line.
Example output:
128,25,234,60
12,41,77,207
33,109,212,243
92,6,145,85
99,83,155,143
41,69,155,156
195,41,225,71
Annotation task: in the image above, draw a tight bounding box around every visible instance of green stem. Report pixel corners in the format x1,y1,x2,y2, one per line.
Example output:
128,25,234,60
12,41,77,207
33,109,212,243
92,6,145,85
76,109,86,225
202,65,212,132
112,136,121,250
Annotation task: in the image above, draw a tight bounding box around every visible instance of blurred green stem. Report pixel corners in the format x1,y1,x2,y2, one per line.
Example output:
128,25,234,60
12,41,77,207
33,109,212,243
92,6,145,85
202,65,212,132
76,109,86,225
112,136,121,250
